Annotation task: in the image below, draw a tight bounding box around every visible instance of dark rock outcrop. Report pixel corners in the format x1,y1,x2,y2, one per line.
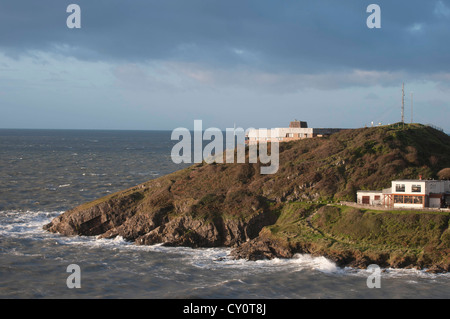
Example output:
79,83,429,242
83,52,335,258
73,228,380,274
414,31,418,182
43,191,145,236
44,188,278,250
229,234,294,261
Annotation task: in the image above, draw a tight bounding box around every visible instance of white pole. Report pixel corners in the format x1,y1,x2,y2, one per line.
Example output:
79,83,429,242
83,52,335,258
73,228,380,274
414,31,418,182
401,83,405,125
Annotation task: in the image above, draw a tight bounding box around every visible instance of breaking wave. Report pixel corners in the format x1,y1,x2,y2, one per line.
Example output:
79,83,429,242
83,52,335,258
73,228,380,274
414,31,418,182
1,210,449,280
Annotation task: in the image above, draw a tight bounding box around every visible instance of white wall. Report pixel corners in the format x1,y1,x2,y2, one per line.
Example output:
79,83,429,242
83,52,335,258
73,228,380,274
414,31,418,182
391,181,426,194
273,128,313,138
247,127,313,139
391,180,450,194
357,191,383,205
393,203,424,209
247,129,276,139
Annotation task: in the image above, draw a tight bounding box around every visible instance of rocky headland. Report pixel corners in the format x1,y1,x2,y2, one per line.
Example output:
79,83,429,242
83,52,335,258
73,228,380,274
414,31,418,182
44,124,450,272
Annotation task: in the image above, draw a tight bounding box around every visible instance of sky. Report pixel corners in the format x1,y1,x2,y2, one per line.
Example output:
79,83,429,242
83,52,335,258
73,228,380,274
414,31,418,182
0,0,449,132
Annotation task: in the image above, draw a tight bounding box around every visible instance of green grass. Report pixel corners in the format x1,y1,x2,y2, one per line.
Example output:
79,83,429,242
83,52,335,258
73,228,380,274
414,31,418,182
265,202,450,266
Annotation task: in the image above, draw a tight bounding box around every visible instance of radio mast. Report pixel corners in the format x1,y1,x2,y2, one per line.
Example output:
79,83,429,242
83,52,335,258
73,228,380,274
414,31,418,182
401,83,405,125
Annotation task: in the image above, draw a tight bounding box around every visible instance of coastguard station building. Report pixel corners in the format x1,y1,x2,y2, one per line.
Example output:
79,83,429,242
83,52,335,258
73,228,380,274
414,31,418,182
357,178,450,209
246,120,344,144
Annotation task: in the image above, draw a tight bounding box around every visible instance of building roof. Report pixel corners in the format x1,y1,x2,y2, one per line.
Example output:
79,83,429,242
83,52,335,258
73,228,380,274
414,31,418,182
357,190,383,193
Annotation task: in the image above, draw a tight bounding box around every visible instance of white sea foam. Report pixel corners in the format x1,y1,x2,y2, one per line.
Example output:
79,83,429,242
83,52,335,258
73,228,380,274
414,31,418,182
1,210,449,280
290,254,341,274
146,247,450,279
0,210,62,238
143,246,342,274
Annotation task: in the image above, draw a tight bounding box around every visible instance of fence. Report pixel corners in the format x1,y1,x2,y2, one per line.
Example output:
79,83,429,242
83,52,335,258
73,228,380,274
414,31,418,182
426,124,444,132
338,201,450,212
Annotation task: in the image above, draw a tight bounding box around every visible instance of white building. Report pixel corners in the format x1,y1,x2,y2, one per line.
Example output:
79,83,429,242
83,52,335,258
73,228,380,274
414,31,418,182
357,179,450,209
356,190,384,206
246,121,344,144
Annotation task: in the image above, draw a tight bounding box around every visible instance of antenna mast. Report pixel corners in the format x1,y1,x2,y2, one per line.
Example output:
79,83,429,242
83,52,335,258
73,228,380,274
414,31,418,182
401,83,405,125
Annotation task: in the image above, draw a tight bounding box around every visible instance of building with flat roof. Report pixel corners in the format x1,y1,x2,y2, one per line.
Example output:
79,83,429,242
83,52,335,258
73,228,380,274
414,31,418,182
357,178,450,209
246,120,345,144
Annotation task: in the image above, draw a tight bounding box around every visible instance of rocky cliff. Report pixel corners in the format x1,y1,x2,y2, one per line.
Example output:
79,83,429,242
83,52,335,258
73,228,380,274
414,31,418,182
44,124,450,272
43,165,279,248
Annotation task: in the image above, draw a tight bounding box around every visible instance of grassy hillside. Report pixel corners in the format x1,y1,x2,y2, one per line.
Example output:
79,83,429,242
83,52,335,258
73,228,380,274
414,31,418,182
71,123,450,216
247,123,450,202
45,123,450,270
259,202,450,270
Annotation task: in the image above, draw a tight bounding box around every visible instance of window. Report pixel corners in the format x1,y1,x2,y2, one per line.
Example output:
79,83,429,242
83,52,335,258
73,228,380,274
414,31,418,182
412,184,422,192
394,195,423,205
404,196,413,204
374,195,380,200
395,184,405,192
394,195,403,203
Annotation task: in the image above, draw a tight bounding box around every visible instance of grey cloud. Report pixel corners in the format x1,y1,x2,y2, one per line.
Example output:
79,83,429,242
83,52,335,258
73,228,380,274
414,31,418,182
365,93,380,100
0,0,449,77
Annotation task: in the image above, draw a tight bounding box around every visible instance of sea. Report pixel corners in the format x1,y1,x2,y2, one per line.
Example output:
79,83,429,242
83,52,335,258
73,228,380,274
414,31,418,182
0,129,449,299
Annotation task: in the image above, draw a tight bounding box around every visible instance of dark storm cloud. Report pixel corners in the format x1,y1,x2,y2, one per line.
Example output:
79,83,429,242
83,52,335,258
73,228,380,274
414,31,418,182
1,0,449,74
